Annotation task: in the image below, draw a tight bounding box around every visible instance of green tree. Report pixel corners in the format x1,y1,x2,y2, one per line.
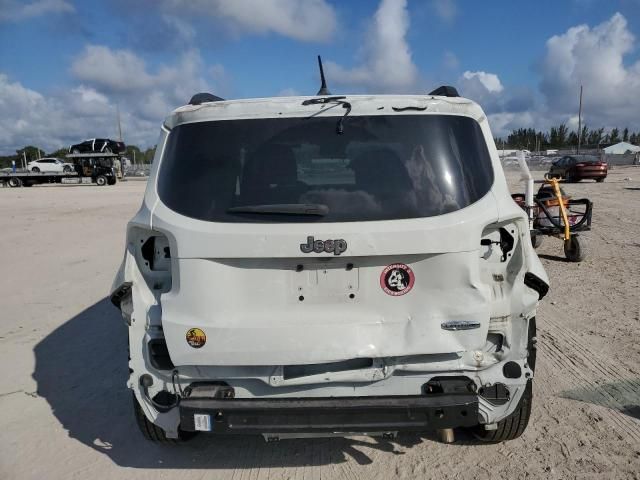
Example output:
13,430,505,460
568,131,578,148
609,128,620,144
580,125,588,146
549,124,568,148
125,145,143,163
142,146,156,164
622,127,629,142
48,148,70,158
17,146,44,161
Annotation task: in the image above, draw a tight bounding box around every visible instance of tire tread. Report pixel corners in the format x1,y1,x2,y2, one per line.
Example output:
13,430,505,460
133,394,179,444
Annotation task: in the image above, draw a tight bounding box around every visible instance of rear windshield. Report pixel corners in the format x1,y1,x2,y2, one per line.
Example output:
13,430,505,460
575,155,600,163
158,114,494,223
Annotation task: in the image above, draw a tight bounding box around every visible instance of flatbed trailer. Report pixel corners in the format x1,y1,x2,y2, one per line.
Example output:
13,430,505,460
2,152,120,187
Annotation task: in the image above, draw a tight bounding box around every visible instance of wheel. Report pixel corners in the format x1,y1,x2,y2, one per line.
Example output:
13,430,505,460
95,175,107,186
8,177,22,187
473,380,533,443
71,148,81,154
472,318,535,443
133,393,195,443
595,177,605,183
564,235,587,262
107,177,116,185
103,147,113,153
531,233,544,249
63,166,72,173
31,167,40,173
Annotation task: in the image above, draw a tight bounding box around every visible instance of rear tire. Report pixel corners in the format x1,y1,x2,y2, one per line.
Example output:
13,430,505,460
8,177,22,188
133,393,194,443
63,166,72,173
95,175,107,186
473,380,533,443
472,317,536,442
531,233,544,249
564,235,587,262
31,167,40,173
71,148,81,154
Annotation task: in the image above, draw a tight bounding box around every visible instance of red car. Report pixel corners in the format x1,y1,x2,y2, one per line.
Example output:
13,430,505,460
545,154,607,182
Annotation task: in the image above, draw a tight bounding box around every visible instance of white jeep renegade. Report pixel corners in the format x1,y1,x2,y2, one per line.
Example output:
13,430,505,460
112,86,549,443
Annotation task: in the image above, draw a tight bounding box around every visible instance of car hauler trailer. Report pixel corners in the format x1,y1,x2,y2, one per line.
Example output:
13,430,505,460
1,153,119,187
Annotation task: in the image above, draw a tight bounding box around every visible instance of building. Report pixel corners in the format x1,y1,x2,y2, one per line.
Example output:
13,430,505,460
603,141,640,154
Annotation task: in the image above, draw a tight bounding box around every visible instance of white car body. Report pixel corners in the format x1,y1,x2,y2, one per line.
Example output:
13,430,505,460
27,158,73,173
112,94,549,440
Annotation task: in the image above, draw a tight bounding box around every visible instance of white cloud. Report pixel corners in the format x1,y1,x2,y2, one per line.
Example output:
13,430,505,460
71,46,154,93
431,0,457,22
0,74,123,152
160,0,337,42
161,14,196,43
70,46,218,116
539,12,640,129
462,71,504,93
0,0,74,22
0,46,227,153
327,0,419,92
487,112,537,136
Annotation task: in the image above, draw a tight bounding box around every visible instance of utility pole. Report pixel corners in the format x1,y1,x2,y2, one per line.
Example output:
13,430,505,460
116,104,123,142
577,85,583,154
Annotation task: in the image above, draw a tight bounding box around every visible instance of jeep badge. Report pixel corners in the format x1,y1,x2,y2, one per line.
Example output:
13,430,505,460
300,236,347,255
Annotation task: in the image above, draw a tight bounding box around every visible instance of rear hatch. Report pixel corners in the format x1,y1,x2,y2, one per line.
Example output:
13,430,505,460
152,112,500,366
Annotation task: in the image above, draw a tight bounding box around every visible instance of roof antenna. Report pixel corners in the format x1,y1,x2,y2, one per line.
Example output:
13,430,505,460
316,55,331,96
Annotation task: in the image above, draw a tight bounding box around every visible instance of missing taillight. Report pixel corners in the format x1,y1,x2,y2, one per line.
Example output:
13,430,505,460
140,235,171,271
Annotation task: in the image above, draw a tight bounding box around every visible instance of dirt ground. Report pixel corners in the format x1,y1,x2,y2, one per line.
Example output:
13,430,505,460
1,168,639,480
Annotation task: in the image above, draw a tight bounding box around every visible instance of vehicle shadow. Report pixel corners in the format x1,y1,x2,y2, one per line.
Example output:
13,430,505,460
33,298,454,469
558,381,640,421
537,253,570,263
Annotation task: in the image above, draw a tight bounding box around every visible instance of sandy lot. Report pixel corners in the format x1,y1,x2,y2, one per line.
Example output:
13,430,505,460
1,169,639,479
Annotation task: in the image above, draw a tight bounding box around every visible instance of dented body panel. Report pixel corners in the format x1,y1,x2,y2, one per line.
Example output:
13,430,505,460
112,94,548,439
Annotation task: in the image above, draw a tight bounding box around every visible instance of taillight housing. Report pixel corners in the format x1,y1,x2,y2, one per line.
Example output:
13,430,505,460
129,227,173,293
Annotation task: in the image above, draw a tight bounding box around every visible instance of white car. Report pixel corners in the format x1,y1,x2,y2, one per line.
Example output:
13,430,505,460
27,158,74,173
112,87,549,444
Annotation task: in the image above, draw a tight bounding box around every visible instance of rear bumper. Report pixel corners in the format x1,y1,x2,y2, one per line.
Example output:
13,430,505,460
575,168,607,178
179,395,479,434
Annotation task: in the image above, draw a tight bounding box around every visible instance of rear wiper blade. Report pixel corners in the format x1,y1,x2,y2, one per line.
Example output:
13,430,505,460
302,96,346,105
226,204,329,216
301,96,352,134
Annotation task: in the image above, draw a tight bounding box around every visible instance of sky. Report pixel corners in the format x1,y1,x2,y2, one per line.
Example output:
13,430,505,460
1,0,639,154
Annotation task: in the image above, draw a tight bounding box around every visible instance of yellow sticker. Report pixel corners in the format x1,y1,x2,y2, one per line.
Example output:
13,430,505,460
186,328,206,348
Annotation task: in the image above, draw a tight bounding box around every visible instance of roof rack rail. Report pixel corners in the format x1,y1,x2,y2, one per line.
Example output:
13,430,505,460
428,86,459,97
189,92,225,105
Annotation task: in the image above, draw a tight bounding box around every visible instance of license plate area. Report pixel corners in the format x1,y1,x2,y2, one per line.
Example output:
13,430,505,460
292,263,359,299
